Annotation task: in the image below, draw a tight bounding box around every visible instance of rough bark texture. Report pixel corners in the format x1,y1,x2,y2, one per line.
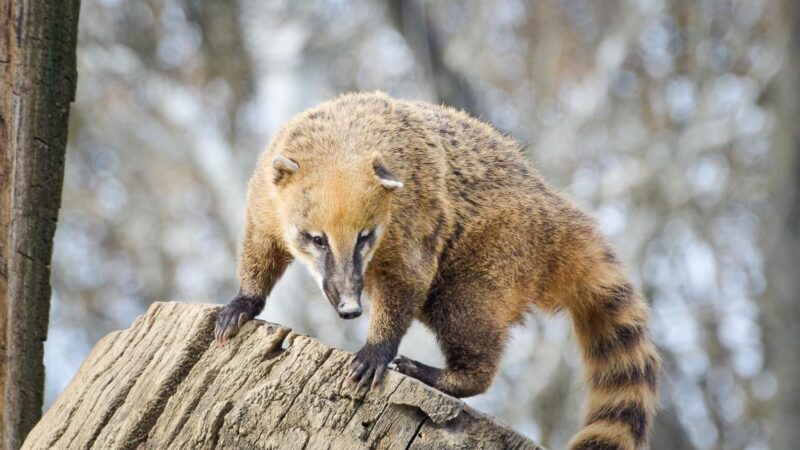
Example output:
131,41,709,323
766,1,800,447
0,0,80,448
23,302,542,450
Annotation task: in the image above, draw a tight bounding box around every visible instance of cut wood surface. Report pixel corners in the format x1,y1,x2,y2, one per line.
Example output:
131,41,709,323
23,302,543,450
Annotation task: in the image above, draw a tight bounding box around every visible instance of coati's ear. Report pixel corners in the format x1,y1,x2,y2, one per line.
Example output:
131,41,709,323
272,155,299,185
373,159,403,190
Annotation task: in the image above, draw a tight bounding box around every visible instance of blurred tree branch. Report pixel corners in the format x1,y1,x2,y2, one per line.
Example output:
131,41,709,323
387,0,478,114
184,0,255,145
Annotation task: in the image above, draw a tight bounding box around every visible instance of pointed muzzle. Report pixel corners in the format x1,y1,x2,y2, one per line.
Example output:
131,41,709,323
337,295,362,319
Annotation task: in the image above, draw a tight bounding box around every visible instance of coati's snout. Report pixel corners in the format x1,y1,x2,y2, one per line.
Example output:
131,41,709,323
287,225,379,321
336,295,362,319
322,264,364,320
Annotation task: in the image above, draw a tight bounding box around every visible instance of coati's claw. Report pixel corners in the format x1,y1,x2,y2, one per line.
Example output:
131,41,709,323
345,343,395,391
371,364,386,389
215,301,255,344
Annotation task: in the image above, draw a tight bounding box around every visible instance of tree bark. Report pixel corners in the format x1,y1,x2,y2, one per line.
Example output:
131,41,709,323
0,1,80,448
22,302,543,450
766,1,800,447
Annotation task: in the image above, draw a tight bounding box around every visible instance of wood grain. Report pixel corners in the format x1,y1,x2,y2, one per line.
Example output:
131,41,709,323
23,302,543,450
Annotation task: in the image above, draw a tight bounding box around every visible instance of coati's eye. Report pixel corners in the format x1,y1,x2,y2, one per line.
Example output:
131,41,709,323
312,235,326,248
357,229,373,247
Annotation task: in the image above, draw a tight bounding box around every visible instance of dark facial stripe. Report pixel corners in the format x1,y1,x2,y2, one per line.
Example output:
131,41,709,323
586,323,645,362
590,356,659,391
586,403,648,444
321,248,337,307
571,437,625,450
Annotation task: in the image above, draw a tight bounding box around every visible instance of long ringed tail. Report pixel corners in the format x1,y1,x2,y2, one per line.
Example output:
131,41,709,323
565,258,661,450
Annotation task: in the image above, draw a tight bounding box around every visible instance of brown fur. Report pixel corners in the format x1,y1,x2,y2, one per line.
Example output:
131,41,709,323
215,92,660,450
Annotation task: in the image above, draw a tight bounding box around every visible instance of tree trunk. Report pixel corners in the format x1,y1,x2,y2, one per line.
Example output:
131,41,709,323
22,302,543,450
766,1,800,447
0,1,80,448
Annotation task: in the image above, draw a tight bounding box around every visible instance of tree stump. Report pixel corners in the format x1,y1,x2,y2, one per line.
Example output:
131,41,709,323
23,302,543,450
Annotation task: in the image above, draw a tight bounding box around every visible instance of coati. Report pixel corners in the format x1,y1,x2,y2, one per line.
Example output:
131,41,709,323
215,91,660,450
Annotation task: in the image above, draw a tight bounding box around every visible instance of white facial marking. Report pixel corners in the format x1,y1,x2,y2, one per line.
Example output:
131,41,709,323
285,224,303,256
308,268,325,297
288,224,300,240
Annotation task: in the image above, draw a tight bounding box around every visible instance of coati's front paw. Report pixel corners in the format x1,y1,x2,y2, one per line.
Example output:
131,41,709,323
215,297,259,344
344,342,396,390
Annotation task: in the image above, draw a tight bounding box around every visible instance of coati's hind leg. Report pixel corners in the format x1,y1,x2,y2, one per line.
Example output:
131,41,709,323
394,285,510,398
394,211,530,397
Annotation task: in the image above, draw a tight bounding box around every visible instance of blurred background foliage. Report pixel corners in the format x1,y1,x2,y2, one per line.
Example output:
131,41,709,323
48,0,799,449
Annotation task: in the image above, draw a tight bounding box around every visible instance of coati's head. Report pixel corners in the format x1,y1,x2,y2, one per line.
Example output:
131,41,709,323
269,152,403,320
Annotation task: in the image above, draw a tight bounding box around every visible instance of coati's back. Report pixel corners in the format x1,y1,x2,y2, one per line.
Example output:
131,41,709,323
401,99,545,219
249,92,659,450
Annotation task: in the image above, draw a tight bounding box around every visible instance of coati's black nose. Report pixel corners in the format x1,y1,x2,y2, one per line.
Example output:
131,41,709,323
338,298,362,319
339,309,361,319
